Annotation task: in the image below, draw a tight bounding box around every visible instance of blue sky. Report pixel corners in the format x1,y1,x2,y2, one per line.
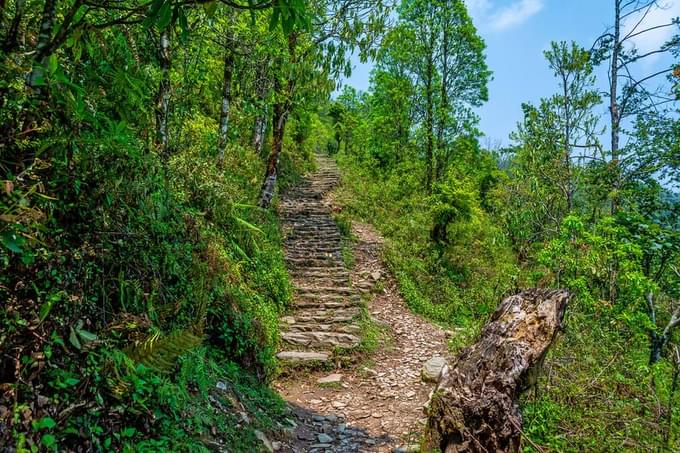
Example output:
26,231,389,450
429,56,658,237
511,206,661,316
340,0,680,147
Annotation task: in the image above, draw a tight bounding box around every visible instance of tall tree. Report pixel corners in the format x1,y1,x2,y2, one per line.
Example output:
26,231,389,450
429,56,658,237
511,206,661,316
258,0,388,207
592,0,679,212
154,27,172,153
396,0,489,191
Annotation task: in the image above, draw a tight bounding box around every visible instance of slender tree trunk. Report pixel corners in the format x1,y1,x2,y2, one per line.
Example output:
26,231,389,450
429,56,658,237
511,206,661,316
122,25,141,65
2,0,25,53
665,346,680,445
650,332,665,365
335,127,342,154
425,34,435,192
563,73,574,212
253,106,268,156
155,29,171,154
608,2,622,307
435,27,450,182
609,0,621,214
27,0,56,89
258,95,288,208
258,32,296,208
647,292,680,365
252,64,269,156
217,49,235,163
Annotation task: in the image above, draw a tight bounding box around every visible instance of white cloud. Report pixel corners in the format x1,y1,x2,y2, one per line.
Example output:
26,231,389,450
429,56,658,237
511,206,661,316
621,0,680,65
466,0,544,32
490,0,544,31
466,0,492,17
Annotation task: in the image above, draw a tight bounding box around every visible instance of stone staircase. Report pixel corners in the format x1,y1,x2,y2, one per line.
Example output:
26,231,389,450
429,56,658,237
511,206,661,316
276,154,362,365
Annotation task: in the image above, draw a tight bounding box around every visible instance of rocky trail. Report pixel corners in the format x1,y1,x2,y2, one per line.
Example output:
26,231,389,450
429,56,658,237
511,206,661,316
270,155,450,453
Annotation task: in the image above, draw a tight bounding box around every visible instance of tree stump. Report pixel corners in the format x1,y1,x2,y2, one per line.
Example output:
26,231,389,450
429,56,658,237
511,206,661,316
425,288,569,453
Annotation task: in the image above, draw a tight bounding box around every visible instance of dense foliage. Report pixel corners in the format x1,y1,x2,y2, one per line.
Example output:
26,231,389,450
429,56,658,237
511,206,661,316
330,0,680,450
0,0,357,449
0,0,678,451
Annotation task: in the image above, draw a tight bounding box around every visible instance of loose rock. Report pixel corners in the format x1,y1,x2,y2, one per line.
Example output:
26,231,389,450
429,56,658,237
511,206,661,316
317,373,343,384
421,356,447,382
317,433,334,443
254,430,273,453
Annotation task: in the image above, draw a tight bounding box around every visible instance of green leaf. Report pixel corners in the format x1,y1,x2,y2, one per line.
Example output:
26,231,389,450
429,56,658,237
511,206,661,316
120,427,136,438
1,231,25,254
47,54,58,74
76,328,98,343
230,239,250,261
269,7,281,32
33,417,56,430
39,295,60,324
69,327,82,350
178,7,188,40
41,434,57,448
156,2,172,30
203,1,218,17
234,216,264,234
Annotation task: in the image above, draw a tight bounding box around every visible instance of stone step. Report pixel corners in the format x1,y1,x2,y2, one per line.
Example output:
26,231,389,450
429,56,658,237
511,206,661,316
292,274,350,283
294,300,361,310
286,234,342,242
286,225,340,231
287,256,342,264
285,245,342,253
286,237,343,243
286,236,342,243
296,292,360,302
290,307,361,323
286,248,341,256
277,350,329,363
283,213,334,219
296,286,355,295
277,155,362,361
283,323,361,334
281,331,360,349
288,224,339,231
291,267,349,278
288,227,339,234
286,257,343,268
293,277,352,287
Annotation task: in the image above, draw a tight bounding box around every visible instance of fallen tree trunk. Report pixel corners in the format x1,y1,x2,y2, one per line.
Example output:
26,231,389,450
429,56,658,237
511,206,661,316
426,288,569,453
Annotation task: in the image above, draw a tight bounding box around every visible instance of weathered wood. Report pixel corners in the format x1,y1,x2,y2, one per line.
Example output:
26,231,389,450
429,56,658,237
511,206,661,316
426,288,569,453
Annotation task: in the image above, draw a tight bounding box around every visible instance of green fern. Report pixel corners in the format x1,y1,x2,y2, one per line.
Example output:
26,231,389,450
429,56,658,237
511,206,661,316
124,327,203,372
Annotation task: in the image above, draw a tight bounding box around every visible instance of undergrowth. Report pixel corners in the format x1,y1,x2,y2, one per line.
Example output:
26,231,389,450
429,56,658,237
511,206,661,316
0,42,319,447
333,149,680,451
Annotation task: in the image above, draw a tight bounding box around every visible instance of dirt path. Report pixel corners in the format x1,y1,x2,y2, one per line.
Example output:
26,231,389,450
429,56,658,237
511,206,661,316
272,156,449,453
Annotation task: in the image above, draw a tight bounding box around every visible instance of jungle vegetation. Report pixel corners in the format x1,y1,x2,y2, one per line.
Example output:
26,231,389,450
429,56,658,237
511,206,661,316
0,0,678,451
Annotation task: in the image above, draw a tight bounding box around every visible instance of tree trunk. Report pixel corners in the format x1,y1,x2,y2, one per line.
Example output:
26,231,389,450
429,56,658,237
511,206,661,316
425,37,435,193
609,0,621,214
258,97,287,208
426,289,569,453
648,296,680,366
27,0,55,89
435,26,450,182
562,72,573,212
650,331,665,366
155,28,171,154
665,346,680,445
217,49,235,163
252,64,270,156
253,107,268,157
258,32,296,208
3,0,25,53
